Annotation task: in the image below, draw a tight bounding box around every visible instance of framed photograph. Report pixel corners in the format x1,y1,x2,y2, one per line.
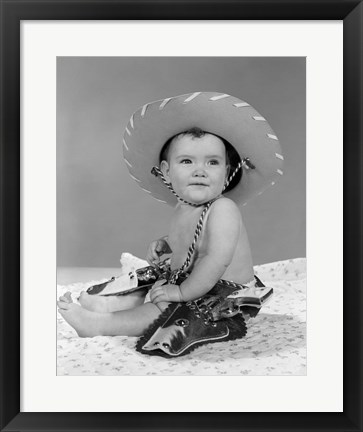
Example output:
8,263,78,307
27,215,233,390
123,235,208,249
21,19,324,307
56,55,306,370
1,0,362,431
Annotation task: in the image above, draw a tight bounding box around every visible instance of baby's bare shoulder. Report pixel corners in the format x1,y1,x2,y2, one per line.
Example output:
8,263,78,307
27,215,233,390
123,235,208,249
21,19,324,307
210,197,240,215
208,198,241,225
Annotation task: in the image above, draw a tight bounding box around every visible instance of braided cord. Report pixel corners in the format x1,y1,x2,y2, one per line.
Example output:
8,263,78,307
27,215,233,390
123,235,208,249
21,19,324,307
151,162,245,285
169,201,213,284
223,162,242,192
151,162,243,207
151,167,202,207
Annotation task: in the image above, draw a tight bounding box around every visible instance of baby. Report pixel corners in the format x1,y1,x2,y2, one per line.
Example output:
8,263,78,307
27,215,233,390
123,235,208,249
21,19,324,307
58,92,283,344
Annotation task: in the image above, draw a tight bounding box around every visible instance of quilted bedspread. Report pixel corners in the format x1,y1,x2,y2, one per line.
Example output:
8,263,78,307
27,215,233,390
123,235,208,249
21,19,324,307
57,255,306,376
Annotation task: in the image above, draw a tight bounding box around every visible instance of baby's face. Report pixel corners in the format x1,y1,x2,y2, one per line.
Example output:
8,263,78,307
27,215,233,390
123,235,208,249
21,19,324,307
161,133,228,205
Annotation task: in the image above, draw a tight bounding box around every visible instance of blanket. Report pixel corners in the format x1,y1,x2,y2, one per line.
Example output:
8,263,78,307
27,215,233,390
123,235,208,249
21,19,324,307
57,255,306,375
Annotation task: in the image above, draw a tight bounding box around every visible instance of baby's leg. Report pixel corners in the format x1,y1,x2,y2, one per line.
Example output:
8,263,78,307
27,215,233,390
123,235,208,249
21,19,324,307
78,289,148,313
58,293,161,337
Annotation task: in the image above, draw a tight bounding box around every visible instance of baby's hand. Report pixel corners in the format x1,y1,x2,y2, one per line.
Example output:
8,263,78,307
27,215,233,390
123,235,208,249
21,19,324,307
150,283,183,303
146,238,170,266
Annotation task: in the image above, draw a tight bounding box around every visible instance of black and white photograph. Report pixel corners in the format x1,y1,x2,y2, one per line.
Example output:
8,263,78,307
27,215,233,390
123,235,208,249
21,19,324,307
3,3,362,428
56,56,306,375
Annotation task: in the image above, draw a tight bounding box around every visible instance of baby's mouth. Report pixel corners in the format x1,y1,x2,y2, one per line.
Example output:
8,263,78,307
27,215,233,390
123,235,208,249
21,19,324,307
189,183,208,187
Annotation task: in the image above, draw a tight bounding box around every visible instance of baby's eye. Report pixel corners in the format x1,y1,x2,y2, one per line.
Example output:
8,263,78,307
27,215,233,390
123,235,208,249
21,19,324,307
209,160,219,165
180,159,192,164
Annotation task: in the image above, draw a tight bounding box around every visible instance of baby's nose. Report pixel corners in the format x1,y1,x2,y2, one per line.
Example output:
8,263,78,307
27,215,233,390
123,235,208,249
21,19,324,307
193,168,207,177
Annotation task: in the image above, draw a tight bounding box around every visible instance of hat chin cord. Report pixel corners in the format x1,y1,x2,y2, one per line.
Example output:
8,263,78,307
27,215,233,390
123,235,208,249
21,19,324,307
151,158,254,282
151,157,254,208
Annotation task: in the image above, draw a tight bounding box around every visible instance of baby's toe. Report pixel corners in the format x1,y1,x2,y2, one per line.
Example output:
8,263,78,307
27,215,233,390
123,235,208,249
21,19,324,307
57,299,71,310
64,291,72,302
59,292,73,303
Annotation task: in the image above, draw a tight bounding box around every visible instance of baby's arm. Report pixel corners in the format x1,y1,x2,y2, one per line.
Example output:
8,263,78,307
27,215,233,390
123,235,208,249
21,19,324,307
179,199,241,301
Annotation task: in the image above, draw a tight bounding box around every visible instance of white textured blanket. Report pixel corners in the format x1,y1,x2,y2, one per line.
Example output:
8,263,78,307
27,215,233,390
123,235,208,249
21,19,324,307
57,255,306,376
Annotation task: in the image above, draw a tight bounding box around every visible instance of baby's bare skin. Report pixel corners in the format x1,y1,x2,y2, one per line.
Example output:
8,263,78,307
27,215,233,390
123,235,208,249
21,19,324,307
169,198,254,285
58,133,255,336
78,289,147,313
58,292,161,337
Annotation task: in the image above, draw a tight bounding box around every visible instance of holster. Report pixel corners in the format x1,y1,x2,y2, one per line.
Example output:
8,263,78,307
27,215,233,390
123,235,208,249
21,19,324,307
136,276,271,358
136,300,247,358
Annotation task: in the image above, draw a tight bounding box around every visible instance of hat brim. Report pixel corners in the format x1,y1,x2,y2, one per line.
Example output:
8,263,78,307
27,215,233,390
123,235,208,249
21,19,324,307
123,92,283,206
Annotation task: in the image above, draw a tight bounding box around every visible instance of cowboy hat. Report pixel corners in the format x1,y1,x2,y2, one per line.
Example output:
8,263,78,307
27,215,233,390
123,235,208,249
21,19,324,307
122,92,283,206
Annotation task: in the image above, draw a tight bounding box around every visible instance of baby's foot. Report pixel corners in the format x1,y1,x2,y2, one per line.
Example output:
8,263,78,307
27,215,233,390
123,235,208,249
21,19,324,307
78,289,147,313
57,294,105,337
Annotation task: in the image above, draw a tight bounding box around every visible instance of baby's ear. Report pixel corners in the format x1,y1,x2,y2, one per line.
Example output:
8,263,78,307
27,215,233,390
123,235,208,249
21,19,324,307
160,160,171,183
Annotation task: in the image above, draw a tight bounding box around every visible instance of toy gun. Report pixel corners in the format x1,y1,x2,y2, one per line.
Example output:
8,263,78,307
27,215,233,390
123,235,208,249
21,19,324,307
86,259,171,296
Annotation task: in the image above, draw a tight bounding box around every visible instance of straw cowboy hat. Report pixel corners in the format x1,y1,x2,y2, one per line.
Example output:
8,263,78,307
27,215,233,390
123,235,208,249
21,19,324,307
122,92,283,206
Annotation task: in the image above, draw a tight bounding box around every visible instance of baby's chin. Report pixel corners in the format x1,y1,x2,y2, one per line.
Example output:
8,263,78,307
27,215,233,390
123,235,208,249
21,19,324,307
180,191,221,205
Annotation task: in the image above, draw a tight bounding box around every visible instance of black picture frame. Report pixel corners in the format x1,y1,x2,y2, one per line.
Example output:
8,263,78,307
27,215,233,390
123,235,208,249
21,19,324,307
1,1,362,431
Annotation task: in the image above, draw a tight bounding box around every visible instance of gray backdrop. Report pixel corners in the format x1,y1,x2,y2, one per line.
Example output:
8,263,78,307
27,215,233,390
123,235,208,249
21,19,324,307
57,57,305,268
